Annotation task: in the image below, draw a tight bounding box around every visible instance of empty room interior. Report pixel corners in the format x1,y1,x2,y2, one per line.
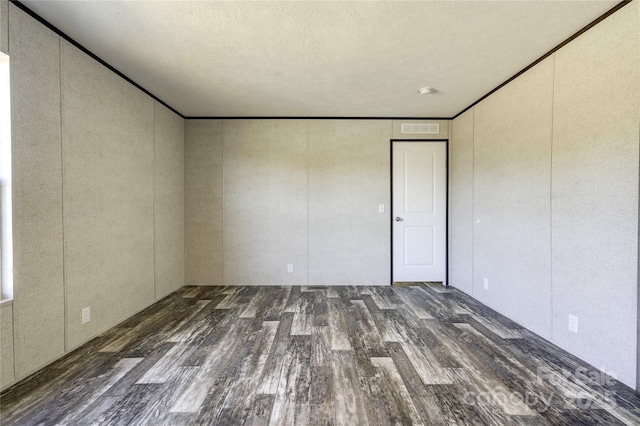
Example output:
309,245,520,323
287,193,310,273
0,0,639,424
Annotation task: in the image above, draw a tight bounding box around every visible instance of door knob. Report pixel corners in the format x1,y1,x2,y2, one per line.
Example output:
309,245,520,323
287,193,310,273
395,217,404,222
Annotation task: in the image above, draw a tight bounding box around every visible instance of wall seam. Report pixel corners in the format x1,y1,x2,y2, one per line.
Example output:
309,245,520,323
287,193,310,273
549,54,556,343
6,0,9,55
182,118,186,287
221,119,224,287
152,102,156,301
8,2,15,384
389,120,393,284
306,120,310,286
471,108,475,298
9,306,15,385
58,35,67,353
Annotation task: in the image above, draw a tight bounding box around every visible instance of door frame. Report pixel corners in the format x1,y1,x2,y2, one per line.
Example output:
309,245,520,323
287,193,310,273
390,139,449,286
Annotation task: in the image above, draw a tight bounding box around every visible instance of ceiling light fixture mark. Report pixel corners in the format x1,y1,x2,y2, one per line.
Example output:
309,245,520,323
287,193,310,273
418,86,435,95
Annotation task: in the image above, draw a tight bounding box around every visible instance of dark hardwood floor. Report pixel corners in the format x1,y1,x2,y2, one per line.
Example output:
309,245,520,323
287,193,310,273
1,283,640,425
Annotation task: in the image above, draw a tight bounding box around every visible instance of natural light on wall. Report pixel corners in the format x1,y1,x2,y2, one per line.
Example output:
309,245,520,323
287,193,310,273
0,52,12,300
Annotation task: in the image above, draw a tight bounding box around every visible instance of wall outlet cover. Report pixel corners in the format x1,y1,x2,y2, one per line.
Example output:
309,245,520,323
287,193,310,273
568,314,579,333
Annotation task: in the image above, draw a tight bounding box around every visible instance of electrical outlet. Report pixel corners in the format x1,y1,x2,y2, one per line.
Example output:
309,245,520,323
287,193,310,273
82,307,90,324
483,278,489,290
568,314,579,333
287,264,294,273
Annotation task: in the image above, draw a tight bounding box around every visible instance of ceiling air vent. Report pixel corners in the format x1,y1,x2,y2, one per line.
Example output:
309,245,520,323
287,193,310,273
401,123,440,135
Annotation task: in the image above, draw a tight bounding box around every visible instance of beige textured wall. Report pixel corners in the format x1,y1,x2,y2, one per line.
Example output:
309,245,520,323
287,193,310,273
185,119,396,287
185,120,223,286
308,120,391,285
223,120,309,286
0,0,7,54
61,39,155,350
449,3,639,387
4,6,185,388
448,110,473,295
1,303,14,390
9,5,65,380
473,57,554,339
551,4,638,387
154,102,185,299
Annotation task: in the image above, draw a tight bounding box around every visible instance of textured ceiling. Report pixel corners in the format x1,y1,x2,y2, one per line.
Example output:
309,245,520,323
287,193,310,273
21,0,619,118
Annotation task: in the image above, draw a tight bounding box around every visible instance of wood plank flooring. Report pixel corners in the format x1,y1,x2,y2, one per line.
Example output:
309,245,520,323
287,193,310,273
2,283,640,425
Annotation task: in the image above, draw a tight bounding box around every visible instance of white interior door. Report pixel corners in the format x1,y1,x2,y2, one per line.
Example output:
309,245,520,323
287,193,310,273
392,142,447,283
